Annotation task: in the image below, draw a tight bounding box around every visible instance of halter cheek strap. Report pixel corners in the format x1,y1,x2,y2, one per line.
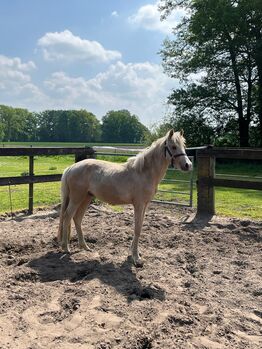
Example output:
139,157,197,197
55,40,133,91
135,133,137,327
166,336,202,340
164,141,186,167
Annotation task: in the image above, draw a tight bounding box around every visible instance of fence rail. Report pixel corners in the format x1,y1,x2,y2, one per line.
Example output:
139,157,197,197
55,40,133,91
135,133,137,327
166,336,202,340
0,147,94,214
0,174,62,186
196,147,262,160
0,147,95,157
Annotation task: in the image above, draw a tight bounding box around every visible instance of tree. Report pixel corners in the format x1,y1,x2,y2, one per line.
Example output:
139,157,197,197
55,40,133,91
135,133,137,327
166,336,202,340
36,110,58,142
36,110,101,142
101,110,149,143
0,105,36,141
148,113,215,146
159,0,262,146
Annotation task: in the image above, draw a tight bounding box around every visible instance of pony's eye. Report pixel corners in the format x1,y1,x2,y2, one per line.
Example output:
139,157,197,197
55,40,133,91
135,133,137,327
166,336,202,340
172,146,177,150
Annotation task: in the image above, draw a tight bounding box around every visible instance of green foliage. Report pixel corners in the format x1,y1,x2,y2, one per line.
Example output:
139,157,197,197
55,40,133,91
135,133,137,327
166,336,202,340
0,105,36,142
147,113,214,147
170,114,215,147
159,0,262,147
36,109,101,142
0,106,150,144
101,110,150,143
145,121,172,144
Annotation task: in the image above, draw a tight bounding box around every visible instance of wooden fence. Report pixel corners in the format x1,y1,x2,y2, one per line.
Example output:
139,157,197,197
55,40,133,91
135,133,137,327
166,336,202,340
1,146,261,216
0,147,94,214
197,147,262,215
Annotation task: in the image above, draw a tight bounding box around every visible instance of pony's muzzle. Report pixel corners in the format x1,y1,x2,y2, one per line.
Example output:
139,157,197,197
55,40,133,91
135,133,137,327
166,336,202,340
182,160,192,172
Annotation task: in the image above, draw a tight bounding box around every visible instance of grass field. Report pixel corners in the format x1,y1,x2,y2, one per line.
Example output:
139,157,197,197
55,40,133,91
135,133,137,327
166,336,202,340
0,152,261,219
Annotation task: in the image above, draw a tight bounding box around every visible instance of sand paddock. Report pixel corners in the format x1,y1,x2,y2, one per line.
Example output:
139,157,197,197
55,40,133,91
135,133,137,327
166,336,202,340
0,204,261,349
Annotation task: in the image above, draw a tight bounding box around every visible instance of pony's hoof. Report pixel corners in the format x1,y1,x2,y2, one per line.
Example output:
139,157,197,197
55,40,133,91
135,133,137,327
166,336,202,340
61,245,71,253
133,258,144,268
79,243,92,252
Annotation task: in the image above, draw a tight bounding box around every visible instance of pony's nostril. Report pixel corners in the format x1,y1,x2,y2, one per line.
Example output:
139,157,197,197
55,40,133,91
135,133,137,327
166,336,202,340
185,163,189,170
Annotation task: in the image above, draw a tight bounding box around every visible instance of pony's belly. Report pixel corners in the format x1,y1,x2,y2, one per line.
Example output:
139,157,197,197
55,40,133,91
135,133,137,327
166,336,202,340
95,191,131,205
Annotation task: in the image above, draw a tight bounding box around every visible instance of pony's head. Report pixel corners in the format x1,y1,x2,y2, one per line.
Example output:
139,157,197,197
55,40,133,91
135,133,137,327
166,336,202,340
164,129,192,172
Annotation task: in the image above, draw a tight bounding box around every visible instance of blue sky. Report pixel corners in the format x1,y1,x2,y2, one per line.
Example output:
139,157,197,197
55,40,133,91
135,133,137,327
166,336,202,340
0,0,184,126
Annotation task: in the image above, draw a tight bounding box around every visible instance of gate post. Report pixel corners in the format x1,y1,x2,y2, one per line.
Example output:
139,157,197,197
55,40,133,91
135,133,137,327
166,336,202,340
197,153,215,215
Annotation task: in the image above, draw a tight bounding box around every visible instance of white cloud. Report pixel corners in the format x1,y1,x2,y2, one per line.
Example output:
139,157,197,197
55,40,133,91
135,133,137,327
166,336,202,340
37,30,122,63
0,55,177,125
0,54,51,110
0,54,36,72
128,1,186,34
0,54,36,95
44,61,178,124
111,11,119,17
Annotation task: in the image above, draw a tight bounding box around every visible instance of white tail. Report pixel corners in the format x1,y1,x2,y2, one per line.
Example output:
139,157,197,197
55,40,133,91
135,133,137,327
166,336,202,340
57,168,70,241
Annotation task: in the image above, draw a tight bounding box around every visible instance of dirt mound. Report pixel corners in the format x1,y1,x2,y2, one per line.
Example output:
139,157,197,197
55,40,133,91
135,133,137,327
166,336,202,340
0,204,261,349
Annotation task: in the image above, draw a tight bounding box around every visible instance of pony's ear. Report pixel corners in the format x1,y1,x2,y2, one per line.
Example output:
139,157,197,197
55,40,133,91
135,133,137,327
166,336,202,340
180,129,184,136
167,129,174,139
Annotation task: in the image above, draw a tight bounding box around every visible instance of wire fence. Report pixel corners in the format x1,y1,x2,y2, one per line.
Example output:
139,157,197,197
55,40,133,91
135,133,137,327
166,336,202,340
0,153,75,215
0,182,61,215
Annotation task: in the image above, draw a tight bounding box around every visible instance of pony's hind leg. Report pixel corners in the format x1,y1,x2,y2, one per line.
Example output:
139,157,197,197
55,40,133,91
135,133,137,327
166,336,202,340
73,194,93,251
61,200,78,253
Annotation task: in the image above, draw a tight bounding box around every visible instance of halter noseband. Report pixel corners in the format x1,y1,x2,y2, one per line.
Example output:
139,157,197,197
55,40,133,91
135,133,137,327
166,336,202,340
164,141,186,167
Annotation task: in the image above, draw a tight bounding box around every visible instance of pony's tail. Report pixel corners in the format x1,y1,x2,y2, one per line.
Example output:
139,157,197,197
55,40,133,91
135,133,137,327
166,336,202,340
57,167,70,242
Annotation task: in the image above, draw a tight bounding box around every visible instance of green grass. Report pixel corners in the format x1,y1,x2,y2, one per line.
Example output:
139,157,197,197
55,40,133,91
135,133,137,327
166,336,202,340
215,187,262,219
0,153,261,220
0,182,61,212
1,155,74,177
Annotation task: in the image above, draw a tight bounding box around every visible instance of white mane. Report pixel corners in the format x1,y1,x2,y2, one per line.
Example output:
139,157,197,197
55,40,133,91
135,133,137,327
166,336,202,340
126,131,186,172
127,137,164,172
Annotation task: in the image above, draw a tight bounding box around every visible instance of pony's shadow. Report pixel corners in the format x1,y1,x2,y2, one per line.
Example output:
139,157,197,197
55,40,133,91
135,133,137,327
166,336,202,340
28,252,165,303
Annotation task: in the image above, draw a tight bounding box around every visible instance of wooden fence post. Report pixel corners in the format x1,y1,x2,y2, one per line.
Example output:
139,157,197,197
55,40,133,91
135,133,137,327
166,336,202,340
197,154,215,215
75,149,95,163
28,155,34,214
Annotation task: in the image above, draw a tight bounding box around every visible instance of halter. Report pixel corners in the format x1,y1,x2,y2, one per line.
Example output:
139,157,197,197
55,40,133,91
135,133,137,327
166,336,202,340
164,141,186,167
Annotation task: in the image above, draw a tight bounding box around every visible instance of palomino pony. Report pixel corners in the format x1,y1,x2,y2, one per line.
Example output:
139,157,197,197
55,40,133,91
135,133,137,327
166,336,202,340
58,129,192,267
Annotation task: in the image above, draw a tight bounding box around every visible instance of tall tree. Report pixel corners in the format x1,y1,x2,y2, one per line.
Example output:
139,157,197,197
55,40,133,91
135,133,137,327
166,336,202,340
101,110,149,143
159,0,261,146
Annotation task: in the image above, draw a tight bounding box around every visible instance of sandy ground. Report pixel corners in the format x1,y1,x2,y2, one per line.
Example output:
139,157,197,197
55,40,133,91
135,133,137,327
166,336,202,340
0,203,261,349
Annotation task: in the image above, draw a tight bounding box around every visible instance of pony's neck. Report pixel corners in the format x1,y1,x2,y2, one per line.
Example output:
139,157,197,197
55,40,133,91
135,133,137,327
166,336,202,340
144,137,170,185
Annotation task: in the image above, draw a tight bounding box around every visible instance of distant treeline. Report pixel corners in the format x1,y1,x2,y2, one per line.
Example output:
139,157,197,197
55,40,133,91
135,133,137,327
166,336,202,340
1,103,261,147
0,105,150,144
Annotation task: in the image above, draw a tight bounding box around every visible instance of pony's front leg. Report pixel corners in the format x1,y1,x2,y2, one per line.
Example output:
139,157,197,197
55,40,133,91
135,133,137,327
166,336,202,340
131,203,147,267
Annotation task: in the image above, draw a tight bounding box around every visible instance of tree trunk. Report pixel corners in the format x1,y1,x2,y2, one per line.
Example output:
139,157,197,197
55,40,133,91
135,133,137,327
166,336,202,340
239,117,249,147
256,65,262,147
257,76,262,147
254,31,262,146
227,38,250,147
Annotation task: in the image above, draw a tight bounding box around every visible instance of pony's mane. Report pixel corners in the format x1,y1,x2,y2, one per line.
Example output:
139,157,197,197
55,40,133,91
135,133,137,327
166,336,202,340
127,137,164,172
127,132,185,172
